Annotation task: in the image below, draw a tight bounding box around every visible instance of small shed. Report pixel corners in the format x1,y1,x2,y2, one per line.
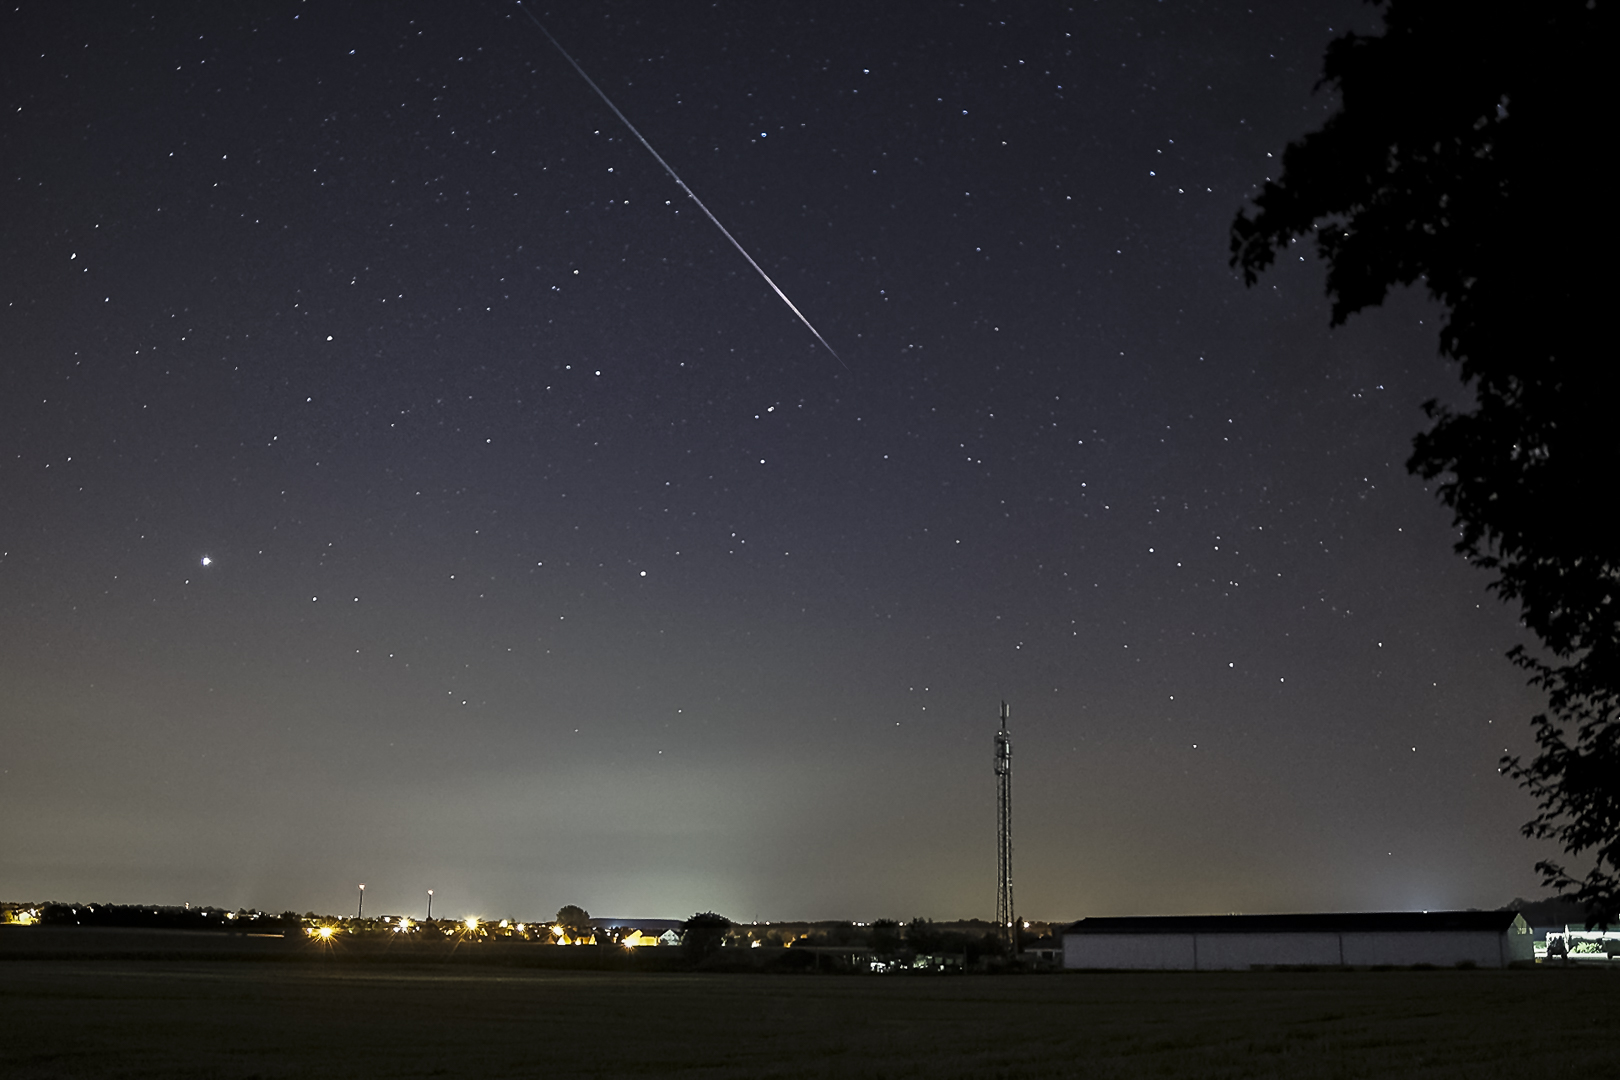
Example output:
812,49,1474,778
1060,910,1533,970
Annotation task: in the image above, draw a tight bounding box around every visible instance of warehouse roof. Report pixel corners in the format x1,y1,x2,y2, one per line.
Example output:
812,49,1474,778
1060,911,1524,935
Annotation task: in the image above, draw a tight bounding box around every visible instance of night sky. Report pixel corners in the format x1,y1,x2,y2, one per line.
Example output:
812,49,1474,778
2,1,1552,924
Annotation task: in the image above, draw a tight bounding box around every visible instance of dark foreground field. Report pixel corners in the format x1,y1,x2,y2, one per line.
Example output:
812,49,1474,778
1,959,1614,1078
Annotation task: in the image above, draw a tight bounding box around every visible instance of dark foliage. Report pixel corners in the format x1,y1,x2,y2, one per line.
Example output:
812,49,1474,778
905,917,946,955
680,911,731,964
1505,895,1587,929
1231,0,1616,927
869,918,902,959
822,921,862,947
38,903,294,933
554,905,591,937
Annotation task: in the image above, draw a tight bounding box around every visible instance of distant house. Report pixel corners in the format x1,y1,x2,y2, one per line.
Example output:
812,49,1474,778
1018,935,1062,966
591,919,684,947
1060,911,1534,970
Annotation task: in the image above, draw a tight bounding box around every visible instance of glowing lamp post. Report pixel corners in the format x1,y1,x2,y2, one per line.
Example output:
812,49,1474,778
357,884,365,920
427,890,433,921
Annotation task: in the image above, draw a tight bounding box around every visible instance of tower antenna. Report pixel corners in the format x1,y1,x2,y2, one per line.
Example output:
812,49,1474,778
995,700,1015,958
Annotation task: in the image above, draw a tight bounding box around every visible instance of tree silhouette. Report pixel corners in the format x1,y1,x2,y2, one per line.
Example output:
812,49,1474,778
554,905,591,941
1230,0,1615,926
906,917,945,957
680,911,731,964
869,919,902,960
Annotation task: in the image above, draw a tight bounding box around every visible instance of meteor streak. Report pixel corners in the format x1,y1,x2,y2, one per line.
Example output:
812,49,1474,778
515,2,844,367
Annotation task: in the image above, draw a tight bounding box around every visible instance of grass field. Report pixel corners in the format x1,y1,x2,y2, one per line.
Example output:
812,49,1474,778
1,961,1615,1078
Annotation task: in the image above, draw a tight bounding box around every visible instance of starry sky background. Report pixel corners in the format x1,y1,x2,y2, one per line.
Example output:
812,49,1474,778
1,0,1553,924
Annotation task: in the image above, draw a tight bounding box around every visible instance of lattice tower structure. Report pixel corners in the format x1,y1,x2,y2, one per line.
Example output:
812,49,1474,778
995,700,1014,955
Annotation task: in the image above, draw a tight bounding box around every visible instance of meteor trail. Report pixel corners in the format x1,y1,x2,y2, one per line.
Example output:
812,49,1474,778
515,2,845,367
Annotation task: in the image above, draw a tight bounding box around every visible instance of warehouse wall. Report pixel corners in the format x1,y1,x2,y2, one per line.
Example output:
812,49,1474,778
1194,932,1342,969
1339,930,1519,968
1062,933,1196,970
1063,929,1524,970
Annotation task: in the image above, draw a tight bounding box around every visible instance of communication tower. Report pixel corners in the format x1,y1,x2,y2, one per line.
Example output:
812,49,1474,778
995,700,1015,956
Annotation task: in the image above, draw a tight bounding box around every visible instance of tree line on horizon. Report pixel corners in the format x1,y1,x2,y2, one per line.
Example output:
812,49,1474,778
4,901,1038,954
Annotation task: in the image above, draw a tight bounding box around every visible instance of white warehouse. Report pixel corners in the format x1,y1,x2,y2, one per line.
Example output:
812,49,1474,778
1060,911,1534,970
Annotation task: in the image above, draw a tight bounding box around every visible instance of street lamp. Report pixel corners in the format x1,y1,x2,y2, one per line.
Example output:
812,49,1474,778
357,884,365,920
426,890,433,921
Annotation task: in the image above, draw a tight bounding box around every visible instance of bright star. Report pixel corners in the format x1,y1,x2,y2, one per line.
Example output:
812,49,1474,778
200,556,212,567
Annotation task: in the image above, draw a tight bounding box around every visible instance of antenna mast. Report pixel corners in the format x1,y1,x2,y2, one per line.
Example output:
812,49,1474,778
995,700,1015,957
